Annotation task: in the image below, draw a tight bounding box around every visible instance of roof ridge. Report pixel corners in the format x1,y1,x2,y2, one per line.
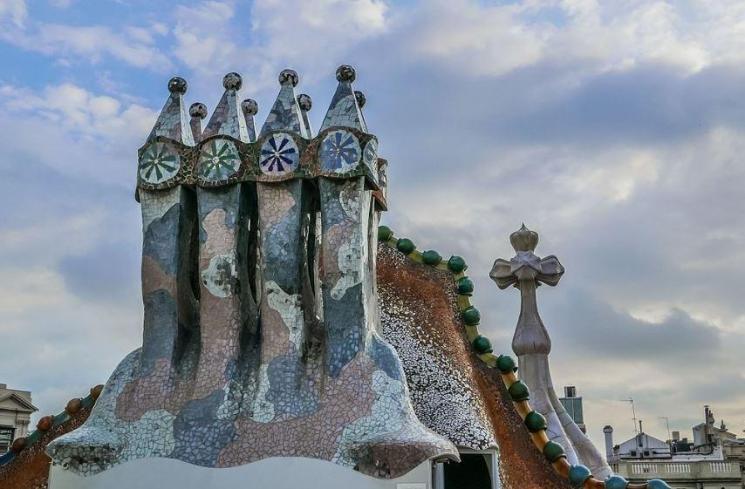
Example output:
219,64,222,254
0,384,103,467
377,225,672,489
0,392,38,412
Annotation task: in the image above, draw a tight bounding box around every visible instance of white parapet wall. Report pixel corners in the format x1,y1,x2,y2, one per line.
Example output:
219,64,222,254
49,456,434,489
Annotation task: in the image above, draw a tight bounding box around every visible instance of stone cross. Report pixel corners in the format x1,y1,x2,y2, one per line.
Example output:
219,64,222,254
489,224,564,356
489,224,613,479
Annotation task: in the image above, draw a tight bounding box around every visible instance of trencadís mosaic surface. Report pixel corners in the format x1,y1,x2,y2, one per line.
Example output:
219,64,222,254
46,66,457,479
37,65,673,489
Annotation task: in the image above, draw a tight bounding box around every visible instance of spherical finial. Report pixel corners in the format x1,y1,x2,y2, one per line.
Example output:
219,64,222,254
168,76,187,94
278,69,299,87
510,223,539,252
189,102,208,119
354,90,366,109
223,72,242,90
241,98,258,116
336,65,356,83
297,93,312,111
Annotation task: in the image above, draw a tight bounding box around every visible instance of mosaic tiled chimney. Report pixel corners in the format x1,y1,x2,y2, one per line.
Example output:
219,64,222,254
490,224,612,479
47,66,458,478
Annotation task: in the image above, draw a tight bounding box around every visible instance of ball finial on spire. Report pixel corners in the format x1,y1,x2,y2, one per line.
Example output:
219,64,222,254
278,69,299,87
354,90,366,109
223,72,242,90
168,76,188,94
297,93,312,111
241,98,258,116
336,65,356,83
189,102,208,119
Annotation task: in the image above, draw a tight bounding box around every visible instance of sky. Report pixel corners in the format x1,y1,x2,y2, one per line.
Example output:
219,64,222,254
1,0,744,453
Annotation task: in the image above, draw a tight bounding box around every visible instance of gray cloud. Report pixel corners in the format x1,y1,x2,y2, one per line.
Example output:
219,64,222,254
547,288,721,362
1,0,744,450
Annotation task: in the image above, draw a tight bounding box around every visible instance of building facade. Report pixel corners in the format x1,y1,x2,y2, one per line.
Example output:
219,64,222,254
0,384,37,454
559,386,586,434
604,407,745,489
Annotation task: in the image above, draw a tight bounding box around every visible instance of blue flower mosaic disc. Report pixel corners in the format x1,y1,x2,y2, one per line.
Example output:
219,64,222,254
363,138,378,172
138,142,180,185
320,130,361,173
259,133,299,176
198,139,241,183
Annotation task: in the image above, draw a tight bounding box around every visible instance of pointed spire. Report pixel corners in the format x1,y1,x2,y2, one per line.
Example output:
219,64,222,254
189,102,208,143
202,72,249,142
148,76,194,145
241,98,259,142
297,93,313,137
320,65,366,132
260,69,308,138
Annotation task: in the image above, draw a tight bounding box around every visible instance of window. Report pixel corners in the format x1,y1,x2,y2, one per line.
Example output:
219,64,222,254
433,450,498,489
0,426,15,454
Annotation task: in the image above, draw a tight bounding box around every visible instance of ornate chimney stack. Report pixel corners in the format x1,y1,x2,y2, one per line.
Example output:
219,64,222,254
47,66,455,480
491,224,612,479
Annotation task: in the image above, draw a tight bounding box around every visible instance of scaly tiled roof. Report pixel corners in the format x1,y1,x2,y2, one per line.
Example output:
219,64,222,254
377,225,672,489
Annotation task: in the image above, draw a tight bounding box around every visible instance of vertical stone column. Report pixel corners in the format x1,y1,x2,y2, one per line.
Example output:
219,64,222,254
491,224,612,479
193,73,254,398
317,65,374,376
137,77,198,378
253,69,317,421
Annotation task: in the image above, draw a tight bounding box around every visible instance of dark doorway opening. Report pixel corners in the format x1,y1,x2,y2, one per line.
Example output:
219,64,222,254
443,453,492,489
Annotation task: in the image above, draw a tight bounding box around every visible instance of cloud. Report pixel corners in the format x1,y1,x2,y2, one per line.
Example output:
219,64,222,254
2,0,745,457
0,15,172,71
170,0,390,96
548,289,721,362
0,80,146,421
0,82,156,182
58,240,140,304
172,1,239,79
0,0,27,27
398,0,544,77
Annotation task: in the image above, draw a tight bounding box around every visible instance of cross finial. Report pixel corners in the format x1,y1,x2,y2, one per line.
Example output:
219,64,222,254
490,224,564,355
491,224,563,289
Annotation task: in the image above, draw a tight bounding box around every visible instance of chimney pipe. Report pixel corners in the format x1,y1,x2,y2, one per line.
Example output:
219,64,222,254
603,425,614,462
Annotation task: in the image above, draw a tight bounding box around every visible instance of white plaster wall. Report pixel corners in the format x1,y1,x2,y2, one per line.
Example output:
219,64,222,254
49,456,434,489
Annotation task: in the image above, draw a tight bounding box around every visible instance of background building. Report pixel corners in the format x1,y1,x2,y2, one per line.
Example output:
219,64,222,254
559,386,586,434
604,407,745,489
0,384,37,454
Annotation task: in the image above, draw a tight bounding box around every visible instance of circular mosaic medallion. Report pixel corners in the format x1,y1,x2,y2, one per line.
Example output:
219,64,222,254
320,130,361,173
259,133,299,176
198,139,241,183
138,142,180,185
363,138,378,169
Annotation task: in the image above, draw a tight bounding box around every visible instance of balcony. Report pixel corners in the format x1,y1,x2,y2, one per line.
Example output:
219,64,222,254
614,461,741,482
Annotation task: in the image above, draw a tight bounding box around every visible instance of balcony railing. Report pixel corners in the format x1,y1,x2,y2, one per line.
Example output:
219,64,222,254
616,461,741,480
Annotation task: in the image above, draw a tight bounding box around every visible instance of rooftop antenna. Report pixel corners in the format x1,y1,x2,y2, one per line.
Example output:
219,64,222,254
620,398,638,434
659,416,672,444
